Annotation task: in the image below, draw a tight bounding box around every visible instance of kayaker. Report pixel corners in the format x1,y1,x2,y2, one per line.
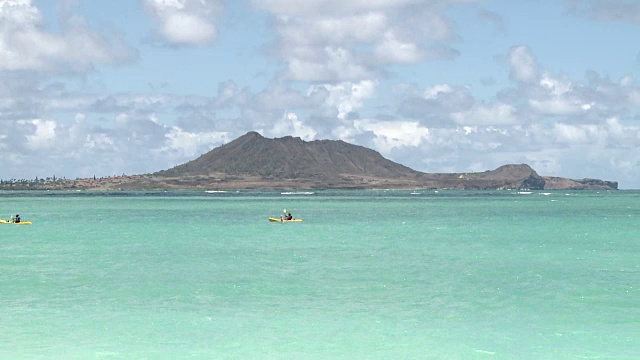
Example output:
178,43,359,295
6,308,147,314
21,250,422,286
286,213,293,220
14,214,20,223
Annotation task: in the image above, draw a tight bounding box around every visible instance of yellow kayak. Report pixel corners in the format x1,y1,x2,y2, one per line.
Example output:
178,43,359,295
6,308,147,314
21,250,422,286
269,217,303,223
0,219,32,225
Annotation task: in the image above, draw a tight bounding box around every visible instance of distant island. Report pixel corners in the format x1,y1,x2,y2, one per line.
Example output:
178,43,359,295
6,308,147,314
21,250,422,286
0,131,618,191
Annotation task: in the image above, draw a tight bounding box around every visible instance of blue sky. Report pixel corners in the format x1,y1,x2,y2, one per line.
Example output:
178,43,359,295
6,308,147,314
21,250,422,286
1,0,639,188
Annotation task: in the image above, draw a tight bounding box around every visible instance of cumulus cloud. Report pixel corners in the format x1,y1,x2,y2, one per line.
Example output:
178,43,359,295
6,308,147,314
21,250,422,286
309,80,377,120
142,0,222,47
552,122,603,145
162,127,229,158
400,83,520,127
373,31,459,64
286,46,378,82
451,102,518,125
20,118,57,150
353,119,430,154
1,108,231,178
277,11,387,45
267,112,317,141
0,0,135,72
257,0,470,82
508,45,539,83
374,31,424,64
502,67,640,125
526,74,594,115
398,83,475,126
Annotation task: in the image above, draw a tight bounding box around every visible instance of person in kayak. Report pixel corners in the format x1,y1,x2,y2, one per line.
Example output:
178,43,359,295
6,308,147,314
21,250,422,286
14,214,20,223
285,213,293,220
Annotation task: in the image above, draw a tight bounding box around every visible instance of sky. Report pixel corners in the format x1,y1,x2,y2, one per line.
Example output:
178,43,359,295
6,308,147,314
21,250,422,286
1,0,639,188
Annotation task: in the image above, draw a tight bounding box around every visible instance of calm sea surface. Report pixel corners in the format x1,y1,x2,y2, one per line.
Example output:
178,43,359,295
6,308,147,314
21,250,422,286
1,190,638,359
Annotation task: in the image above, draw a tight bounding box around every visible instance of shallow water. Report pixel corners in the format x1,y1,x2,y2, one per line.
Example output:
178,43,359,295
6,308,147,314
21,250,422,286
1,190,638,359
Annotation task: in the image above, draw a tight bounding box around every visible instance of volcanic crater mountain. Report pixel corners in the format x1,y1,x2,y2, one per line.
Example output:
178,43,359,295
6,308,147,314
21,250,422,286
137,131,617,191
158,131,419,181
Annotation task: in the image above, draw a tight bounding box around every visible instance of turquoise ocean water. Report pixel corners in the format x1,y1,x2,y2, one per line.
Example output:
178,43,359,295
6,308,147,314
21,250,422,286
1,190,638,359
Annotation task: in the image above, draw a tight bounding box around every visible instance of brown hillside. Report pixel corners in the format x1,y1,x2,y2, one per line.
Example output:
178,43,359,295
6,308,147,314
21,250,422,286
157,131,420,181
143,132,617,190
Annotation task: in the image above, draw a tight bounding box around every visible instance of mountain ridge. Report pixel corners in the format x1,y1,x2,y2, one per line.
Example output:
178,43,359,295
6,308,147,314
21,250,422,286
146,132,616,191
157,131,420,181
0,131,617,190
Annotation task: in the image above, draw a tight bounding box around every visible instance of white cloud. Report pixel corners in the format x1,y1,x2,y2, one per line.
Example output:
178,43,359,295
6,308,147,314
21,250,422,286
552,123,601,145
278,12,388,45
395,10,457,42
451,102,518,125
163,127,228,157
0,0,134,72
533,118,640,149
353,119,430,153
424,84,455,99
142,0,221,47
268,112,317,141
0,0,39,26
310,80,377,120
397,82,476,126
19,118,56,150
529,99,585,115
629,89,640,107
159,12,216,45
85,132,114,151
539,74,573,95
528,74,604,116
287,46,376,82
245,82,329,116
508,45,538,83
374,31,424,64
259,0,470,82
500,48,640,124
